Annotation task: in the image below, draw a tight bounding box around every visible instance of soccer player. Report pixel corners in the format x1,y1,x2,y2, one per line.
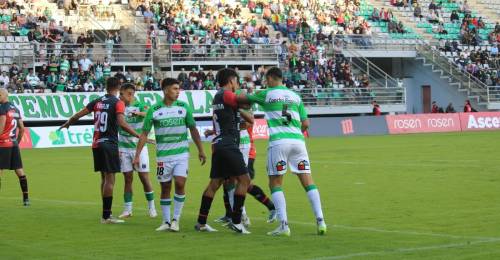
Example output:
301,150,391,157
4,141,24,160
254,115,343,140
117,83,157,219
207,106,277,225
59,77,141,224
134,78,206,232
237,67,327,236
195,68,251,234
0,88,29,206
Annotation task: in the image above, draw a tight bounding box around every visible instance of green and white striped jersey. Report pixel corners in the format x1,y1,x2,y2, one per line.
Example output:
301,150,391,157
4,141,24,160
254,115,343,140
247,85,307,147
239,129,251,149
143,100,195,161
118,100,148,152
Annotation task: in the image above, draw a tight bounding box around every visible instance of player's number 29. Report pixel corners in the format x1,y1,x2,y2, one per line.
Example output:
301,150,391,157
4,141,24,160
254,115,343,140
95,111,109,132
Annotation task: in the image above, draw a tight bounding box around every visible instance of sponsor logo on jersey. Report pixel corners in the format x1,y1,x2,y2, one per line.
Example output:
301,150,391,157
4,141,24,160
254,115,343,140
157,162,164,167
298,160,310,171
276,160,286,171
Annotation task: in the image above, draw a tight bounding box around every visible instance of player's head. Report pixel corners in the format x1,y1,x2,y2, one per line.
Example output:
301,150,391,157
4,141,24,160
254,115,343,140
265,67,283,87
161,78,180,102
0,88,8,103
120,83,136,105
106,76,121,94
216,68,239,91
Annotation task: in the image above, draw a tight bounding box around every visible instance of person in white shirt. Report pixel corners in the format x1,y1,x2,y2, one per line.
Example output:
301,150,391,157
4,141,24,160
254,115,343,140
79,57,93,72
83,78,94,92
25,69,41,91
0,71,9,88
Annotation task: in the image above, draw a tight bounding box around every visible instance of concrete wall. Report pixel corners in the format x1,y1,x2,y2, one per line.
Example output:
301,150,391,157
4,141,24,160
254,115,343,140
371,58,471,113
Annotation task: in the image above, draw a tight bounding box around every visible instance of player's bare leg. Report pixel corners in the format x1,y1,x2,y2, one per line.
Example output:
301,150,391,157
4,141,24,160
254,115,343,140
119,171,134,218
195,179,224,232
267,175,290,236
297,173,326,235
138,172,156,218
13,168,29,206
156,180,172,231
170,176,186,232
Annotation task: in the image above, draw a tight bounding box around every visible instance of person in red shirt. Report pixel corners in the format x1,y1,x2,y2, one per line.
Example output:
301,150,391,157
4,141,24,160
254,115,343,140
464,100,476,112
0,88,29,206
372,100,382,115
431,101,439,113
59,77,141,224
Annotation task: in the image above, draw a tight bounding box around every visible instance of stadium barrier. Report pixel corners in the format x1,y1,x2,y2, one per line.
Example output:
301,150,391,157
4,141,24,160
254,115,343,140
17,112,500,149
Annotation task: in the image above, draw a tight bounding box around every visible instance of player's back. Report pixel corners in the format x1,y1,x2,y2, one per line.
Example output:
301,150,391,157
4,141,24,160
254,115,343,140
212,88,240,149
0,102,21,148
250,86,307,146
86,94,125,148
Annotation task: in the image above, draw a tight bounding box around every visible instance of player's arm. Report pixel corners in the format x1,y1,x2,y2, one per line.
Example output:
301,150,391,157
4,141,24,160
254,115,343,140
58,108,91,130
189,125,206,165
16,118,25,143
185,104,206,165
299,101,309,132
133,130,149,167
0,115,5,133
131,111,147,117
117,113,140,138
204,128,215,138
239,109,254,129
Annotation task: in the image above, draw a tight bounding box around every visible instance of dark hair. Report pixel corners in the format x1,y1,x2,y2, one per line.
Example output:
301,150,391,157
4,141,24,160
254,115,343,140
216,68,239,87
121,83,136,92
161,78,180,89
106,77,121,91
265,67,283,80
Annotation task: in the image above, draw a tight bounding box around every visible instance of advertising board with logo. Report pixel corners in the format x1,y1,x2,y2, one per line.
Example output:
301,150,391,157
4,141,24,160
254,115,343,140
386,114,461,134
460,112,500,131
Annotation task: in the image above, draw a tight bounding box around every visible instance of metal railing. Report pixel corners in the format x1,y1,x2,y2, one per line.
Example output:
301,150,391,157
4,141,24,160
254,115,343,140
297,87,406,106
416,44,489,102
160,44,280,63
487,86,500,103
343,48,401,88
328,35,424,51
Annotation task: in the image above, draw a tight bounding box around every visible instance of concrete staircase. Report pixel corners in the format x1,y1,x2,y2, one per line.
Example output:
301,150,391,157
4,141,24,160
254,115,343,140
466,0,500,20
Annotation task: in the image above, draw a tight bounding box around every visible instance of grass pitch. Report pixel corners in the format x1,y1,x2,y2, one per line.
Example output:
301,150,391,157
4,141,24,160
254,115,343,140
1,131,500,259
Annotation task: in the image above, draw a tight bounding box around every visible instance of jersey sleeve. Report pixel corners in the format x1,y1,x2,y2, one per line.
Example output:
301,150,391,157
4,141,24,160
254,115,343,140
298,101,308,121
185,104,196,128
85,99,97,112
115,100,125,114
142,107,154,132
222,90,238,109
246,90,266,106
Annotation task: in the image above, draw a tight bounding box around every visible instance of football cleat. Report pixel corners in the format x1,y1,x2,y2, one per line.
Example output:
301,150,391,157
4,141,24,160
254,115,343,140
155,222,171,231
241,213,251,227
170,219,179,232
317,219,327,235
23,199,30,206
228,223,251,234
118,211,133,219
267,210,277,223
101,218,125,224
214,215,231,224
267,224,291,236
194,223,218,232
148,208,158,218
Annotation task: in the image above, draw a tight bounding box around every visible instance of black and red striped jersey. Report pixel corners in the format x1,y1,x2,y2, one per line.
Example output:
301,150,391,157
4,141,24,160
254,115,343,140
211,89,240,150
86,94,125,148
0,102,21,148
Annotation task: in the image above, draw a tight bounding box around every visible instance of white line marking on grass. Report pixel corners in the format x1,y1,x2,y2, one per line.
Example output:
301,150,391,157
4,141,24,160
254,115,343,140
2,196,498,241
312,160,497,169
311,238,500,260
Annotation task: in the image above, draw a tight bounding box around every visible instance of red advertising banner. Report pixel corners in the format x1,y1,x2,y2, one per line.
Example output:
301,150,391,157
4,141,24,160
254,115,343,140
386,114,461,134
18,127,33,149
252,119,269,139
460,112,500,131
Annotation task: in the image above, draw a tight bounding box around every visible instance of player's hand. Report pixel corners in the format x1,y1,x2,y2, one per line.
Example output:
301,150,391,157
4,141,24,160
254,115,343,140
204,129,212,138
132,156,140,168
147,139,156,145
58,122,70,131
199,152,207,166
